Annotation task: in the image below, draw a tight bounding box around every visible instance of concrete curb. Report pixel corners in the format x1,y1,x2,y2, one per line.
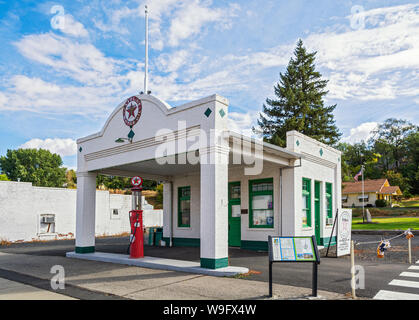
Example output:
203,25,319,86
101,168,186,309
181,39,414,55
352,230,418,235
66,251,249,277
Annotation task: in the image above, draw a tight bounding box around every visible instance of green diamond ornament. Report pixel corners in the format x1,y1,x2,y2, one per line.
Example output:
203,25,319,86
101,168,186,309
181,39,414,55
219,108,225,118
128,130,135,140
319,148,323,156
204,108,212,117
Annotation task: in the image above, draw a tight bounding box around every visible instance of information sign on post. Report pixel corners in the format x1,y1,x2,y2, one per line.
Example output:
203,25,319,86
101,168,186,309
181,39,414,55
337,209,352,257
268,235,320,297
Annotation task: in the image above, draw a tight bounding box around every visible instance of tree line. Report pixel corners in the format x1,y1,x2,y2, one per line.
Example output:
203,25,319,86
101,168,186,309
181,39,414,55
0,148,157,191
337,119,418,196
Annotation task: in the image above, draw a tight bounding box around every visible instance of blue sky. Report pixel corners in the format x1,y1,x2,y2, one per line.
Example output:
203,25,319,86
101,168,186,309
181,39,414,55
0,0,418,170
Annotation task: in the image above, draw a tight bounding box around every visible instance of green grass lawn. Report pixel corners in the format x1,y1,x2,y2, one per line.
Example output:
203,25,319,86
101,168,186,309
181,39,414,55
352,217,419,230
400,200,419,207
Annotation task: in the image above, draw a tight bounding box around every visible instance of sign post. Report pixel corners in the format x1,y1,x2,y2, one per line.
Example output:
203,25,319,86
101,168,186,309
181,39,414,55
268,235,320,297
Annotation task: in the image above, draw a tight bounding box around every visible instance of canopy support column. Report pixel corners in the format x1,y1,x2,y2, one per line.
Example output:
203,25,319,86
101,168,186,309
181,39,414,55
200,146,229,269
75,171,97,253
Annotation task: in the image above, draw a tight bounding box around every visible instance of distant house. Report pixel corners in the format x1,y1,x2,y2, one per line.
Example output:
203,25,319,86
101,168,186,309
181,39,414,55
342,178,402,207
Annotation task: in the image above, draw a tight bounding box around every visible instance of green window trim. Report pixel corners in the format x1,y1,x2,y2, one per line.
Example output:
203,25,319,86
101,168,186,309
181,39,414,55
326,182,333,219
302,178,312,227
249,178,274,229
178,186,191,228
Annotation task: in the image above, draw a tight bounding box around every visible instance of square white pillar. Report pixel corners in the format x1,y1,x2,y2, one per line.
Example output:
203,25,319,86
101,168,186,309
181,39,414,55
200,147,229,269
75,171,97,253
162,181,173,246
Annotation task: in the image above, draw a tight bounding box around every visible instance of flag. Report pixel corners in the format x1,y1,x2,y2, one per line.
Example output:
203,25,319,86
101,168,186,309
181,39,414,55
354,168,363,181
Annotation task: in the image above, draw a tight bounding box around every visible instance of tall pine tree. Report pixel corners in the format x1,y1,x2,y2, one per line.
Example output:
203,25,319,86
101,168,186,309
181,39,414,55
255,39,341,147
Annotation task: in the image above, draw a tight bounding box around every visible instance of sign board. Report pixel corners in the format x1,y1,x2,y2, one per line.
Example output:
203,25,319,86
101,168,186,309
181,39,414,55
269,236,318,262
123,96,142,127
337,209,352,257
268,235,320,297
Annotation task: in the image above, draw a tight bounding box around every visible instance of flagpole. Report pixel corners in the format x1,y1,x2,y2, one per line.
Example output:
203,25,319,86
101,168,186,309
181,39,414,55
144,5,149,94
362,164,365,223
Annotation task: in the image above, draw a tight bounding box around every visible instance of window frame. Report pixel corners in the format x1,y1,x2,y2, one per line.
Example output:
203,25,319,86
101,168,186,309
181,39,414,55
249,178,274,229
325,182,333,225
302,178,312,228
178,186,191,228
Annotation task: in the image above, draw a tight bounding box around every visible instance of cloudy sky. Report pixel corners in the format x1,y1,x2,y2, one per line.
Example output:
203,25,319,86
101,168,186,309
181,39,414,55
0,0,418,169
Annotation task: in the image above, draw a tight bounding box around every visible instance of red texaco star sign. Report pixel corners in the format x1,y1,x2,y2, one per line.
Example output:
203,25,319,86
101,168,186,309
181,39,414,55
131,176,143,187
123,96,142,127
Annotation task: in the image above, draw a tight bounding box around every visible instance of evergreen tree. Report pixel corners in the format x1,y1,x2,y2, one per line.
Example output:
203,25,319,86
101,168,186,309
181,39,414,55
255,39,341,147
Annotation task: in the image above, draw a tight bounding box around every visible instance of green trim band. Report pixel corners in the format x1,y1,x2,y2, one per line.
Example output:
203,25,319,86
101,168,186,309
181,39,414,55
322,236,337,247
200,257,228,269
241,240,268,251
75,246,95,254
162,237,200,247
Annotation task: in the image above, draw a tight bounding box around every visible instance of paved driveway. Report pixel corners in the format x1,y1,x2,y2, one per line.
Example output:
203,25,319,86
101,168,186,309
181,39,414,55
0,234,417,299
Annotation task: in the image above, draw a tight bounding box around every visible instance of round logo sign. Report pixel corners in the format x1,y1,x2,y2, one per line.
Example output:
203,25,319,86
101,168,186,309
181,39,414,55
131,176,143,187
123,96,142,127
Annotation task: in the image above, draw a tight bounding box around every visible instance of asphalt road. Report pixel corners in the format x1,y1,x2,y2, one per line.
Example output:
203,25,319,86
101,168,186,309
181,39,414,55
0,234,417,299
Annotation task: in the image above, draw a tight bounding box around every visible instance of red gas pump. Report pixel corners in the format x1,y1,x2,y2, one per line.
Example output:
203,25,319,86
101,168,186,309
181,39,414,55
129,176,144,258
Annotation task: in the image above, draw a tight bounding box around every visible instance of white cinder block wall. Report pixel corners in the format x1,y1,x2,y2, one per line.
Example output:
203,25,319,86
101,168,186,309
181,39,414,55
0,181,162,242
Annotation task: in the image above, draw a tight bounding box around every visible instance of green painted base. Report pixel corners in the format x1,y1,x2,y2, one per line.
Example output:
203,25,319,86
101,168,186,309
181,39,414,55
162,237,200,247
75,246,95,254
240,240,268,251
200,257,228,269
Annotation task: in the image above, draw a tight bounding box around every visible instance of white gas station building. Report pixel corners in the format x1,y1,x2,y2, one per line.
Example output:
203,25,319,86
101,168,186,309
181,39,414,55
71,93,342,270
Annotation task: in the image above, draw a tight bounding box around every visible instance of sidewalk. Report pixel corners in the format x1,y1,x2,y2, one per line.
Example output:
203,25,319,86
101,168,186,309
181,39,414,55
0,277,76,300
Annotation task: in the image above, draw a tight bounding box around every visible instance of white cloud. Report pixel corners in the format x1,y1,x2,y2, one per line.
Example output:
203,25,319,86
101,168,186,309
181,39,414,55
19,138,77,157
156,50,190,73
342,122,378,144
93,6,139,35
304,4,419,101
0,75,122,114
60,14,89,38
1,32,140,115
228,111,260,138
14,33,122,86
167,1,223,47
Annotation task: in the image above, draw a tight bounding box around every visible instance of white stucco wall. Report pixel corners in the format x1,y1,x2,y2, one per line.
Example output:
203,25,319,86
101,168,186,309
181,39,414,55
170,173,201,239
162,132,342,246
164,163,282,242
0,181,162,243
284,131,342,243
229,164,281,242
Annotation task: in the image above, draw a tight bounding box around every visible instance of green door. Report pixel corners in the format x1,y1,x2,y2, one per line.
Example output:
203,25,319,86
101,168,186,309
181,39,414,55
314,181,321,245
228,182,241,247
